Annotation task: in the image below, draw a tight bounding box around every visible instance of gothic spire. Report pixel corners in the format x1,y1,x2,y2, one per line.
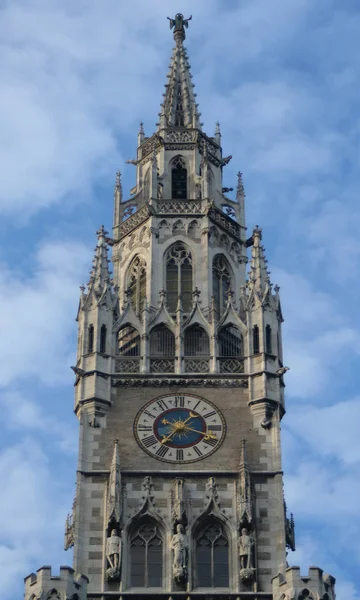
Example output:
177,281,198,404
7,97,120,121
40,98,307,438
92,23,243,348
248,226,271,293
88,225,112,294
160,14,200,130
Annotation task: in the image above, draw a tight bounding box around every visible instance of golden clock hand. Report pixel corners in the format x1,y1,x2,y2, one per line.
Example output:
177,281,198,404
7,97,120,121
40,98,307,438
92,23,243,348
183,425,218,440
161,428,178,444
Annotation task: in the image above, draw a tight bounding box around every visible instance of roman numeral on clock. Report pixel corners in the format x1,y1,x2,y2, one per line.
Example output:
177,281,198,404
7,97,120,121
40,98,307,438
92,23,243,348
157,399,168,411
174,396,185,407
144,410,156,419
193,446,203,457
138,425,152,431
156,445,169,458
203,410,216,419
208,425,221,431
142,435,157,447
176,449,184,461
204,437,218,447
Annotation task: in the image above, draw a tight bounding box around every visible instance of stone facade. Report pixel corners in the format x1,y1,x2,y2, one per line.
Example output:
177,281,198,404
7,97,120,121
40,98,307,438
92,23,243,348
24,13,335,600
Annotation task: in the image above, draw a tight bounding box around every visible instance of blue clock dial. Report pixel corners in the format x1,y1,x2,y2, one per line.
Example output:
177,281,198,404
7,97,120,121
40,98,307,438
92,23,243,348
134,394,226,463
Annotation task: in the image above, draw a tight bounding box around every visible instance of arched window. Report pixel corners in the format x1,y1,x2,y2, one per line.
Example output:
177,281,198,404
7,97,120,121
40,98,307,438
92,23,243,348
265,324,272,354
128,256,147,315
171,156,187,199
166,243,192,313
213,255,231,316
196,522,229,588
184,325,209,357
100,324,107,353
118,325,140,356
218,325,242,357
130,521,163,588
253,325,260,354
150,325,175,358
88,325,94,354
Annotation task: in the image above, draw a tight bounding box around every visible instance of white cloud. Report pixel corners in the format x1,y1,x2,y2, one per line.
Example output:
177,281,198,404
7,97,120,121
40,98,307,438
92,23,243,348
0,240,90,386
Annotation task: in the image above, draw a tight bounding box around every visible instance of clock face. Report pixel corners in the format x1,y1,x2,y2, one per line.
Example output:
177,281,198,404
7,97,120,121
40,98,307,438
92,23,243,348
134,394,226,463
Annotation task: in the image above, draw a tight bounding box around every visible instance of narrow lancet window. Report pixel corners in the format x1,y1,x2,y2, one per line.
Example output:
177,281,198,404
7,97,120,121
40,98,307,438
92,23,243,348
265,324,272,354
166,243,192,313
128,256,147,315
171,156,187,199
150,325,175,358
213,255,231,317
100,325,107,353
184,326,210,356
253,325,260,354
88,325,94,353
219,325,243,357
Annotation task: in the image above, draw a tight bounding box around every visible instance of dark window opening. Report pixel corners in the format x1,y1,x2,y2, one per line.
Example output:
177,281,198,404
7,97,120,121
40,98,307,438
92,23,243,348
196,523,229,588
253,325,260,354
219,325,243,357
166,243,193,313
265,324,272,354
184,326,209,356
171,157,187,199
100,325,107,353
213,255,231,316
88,325,94,353
150,325,175,358
130,522,163,588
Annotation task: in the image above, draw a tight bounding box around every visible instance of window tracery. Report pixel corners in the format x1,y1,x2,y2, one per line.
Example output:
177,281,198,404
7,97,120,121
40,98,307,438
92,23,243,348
130,521,163,588
213,255,231,316
171,156,187,199
196,522,229,588
166,243,193,313
128,256,147,315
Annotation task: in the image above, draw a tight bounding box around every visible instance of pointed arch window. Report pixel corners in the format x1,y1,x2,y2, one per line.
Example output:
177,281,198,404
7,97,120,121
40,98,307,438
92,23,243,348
130,521,163,587
88,325,94,354
149,325,175,358
118,325,140,356
171,156,187,199
166,243,192,313
128,256,147,315
213,255,231,316
100,324,107,353
184,325,209,357
196,522,229,588
219,325,243,357
265,324,272,354
253,325,260,354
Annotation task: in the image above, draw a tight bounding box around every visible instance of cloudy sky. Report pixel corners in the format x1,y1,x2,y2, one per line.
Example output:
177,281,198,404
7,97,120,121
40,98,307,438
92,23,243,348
1,0,359,598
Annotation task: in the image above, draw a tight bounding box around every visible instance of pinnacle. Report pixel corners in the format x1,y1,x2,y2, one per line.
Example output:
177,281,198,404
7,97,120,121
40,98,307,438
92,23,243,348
158,16,201,131
248,226,272,294
87,225,112,294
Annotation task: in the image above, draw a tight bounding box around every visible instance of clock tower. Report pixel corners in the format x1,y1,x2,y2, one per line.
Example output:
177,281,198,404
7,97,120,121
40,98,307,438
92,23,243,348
24,14,336,600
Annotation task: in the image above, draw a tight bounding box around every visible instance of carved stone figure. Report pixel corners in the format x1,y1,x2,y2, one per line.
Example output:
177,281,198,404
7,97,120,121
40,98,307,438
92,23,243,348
239,527,255,583
167,13,192,34
171,524,188,582
106,529,121,581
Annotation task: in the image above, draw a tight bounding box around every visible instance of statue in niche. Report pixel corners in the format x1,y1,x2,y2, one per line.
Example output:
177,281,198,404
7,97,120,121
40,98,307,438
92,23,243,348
171,524,188,582
106,529,121,581
239,527,255,583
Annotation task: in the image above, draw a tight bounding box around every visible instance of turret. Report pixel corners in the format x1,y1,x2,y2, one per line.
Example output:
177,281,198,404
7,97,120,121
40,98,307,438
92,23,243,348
272,567,336,600
24,566,88,600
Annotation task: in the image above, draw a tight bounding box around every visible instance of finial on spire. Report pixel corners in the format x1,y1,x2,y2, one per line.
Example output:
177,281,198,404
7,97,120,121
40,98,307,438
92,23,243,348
215,121,221,144
167,13,192,43
138,121,145,146
237,171,246,199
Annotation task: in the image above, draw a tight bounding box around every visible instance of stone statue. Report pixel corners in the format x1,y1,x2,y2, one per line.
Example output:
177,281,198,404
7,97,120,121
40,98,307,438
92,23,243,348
167,13,192,34
171,524,188,582
239,527,254,583
106,529,121,581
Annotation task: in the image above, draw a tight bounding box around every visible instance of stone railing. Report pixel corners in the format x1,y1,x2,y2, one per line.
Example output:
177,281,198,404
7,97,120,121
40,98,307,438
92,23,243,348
218,357,244,373
208,205,241,239
184,357,210,373
150,358,175,373
115,357,141,373
156,199,202,215
119,204,150,239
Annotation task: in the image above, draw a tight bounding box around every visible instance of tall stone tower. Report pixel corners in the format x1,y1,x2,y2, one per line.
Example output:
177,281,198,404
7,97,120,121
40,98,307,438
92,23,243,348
24,14,336,600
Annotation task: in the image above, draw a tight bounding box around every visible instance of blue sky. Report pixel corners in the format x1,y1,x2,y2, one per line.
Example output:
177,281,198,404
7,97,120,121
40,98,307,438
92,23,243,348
1,0,359,598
